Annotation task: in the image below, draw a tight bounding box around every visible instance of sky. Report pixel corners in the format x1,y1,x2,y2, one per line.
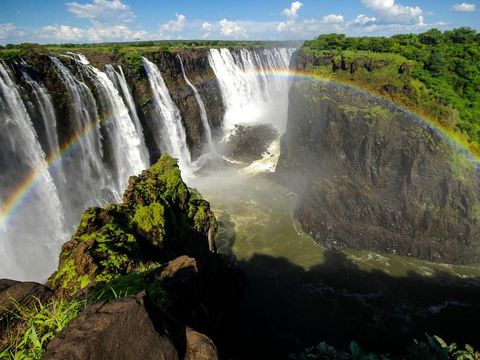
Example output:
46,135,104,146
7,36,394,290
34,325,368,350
0,0,478,45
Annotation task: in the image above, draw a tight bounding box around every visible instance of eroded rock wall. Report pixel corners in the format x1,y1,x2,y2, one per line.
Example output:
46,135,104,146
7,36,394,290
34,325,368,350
277,80,480,263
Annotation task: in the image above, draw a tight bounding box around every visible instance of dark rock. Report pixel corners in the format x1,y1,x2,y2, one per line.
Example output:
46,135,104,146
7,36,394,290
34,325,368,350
185,327,219,360
43,293,178,360
277,80,480,264
224,124,277,163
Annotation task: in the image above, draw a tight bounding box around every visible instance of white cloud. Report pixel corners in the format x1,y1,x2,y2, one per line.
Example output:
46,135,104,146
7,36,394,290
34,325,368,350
0,23,17,40
160,13,186,33
361,0,423,24
66,0,133,24
322,14,344,24
277,1,304,33
219,18,247,38
40,24,85,40
353,14,377,25
202,21,213,31
282,1,303,19
451,3,476,12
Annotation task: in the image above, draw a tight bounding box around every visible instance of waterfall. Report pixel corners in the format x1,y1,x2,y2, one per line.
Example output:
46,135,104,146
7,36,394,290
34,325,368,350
177,55,214,152
0,62,67,281
142,57,192,173
69,54,148,191
20,69,67,187
50,56,117,221
208,48,294,131
106,64,149,165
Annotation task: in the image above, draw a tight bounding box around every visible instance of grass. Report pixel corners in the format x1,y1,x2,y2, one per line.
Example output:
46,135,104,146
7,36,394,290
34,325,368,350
0,297,85,359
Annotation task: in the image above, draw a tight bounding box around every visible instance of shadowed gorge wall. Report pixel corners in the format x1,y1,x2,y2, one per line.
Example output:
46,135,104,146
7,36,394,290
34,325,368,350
277,80,480,264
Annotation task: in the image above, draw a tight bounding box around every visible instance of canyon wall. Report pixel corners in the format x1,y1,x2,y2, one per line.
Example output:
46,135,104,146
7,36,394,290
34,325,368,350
277,80,480,264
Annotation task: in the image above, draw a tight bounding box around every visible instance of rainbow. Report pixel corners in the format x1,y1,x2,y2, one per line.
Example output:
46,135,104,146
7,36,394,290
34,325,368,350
0,114,114,229
1,66,478,229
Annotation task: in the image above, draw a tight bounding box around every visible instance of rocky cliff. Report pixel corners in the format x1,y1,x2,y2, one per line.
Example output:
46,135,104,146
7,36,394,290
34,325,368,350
277,80,480,264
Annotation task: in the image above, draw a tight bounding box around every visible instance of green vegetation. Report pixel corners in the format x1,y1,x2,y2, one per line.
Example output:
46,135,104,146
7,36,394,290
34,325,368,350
0,297,85,359
0,39,299,60
301,28,480,156
124,51,143,75
290,335,480,360
133,203,166,246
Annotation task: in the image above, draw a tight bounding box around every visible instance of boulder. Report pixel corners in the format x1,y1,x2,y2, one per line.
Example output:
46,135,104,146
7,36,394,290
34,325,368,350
43,293,178,360
224,124,277,163
185,327,219,360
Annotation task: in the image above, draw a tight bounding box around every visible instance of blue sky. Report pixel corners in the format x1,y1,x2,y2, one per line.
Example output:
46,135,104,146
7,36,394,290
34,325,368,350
0,0,478,44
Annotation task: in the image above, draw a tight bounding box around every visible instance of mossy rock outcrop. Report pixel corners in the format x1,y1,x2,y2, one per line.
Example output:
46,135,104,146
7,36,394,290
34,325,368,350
48,155,217,297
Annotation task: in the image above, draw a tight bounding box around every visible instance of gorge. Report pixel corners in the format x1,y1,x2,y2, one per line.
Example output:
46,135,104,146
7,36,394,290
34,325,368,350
1,42,480,359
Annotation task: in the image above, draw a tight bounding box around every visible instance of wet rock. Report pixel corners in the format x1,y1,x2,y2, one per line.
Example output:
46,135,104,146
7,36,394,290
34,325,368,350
224,124,277,163
277,80,480,264
43,293,178,360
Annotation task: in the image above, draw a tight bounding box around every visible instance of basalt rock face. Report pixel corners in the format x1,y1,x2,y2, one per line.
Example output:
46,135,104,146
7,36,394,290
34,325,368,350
277,80,480,264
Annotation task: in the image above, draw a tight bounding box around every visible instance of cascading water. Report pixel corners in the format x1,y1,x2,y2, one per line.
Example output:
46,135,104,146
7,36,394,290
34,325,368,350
142,57,192,173
208,48,294,132
177,55,214,152
50,56,117,223
69,54,148,191
106,64,149,164
20,68,66,188
0,62,67,281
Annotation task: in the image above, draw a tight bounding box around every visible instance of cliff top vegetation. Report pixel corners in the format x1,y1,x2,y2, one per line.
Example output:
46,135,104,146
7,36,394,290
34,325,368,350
300,27,480,156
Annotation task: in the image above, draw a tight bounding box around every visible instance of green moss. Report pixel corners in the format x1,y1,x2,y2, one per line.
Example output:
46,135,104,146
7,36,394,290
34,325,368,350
53,259,79,291
133,203,166,246
153,155,188,203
